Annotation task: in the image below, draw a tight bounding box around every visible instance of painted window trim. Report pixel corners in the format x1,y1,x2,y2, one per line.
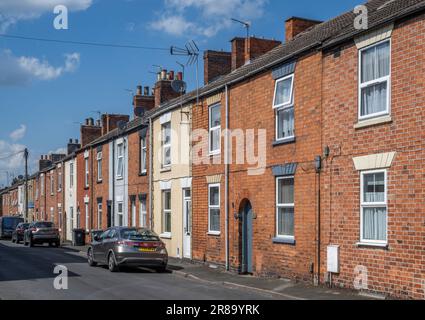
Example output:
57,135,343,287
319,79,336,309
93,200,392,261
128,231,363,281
273,74,294,109
162,122,172,168
139,198,147,228
209,103,221,155
97,202,102,230
162,189,172,234
358,39,392,121
208,183,221,233
359,169,388,245
84,158,89,188
116,142,124,179
97,151,103,182
117,201,124,227
274,74,295,141
275,176,295,239
140,137,147,174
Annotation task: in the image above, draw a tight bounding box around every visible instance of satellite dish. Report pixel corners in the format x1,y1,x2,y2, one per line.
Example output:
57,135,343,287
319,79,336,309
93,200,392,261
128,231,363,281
117,120,127,131
134,107,145,117
171,80,187,93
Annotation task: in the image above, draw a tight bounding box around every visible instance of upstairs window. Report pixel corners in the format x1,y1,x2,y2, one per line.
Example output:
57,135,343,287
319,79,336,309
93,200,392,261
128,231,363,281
162,122,171,168
57,169,62,192
273,74,295,141
117,143,124,178
84,158,89,188
209,103,221,155
97,152,103,182
359,40,391,119
70,162,74,188
50,173,54,195
140,137,147,174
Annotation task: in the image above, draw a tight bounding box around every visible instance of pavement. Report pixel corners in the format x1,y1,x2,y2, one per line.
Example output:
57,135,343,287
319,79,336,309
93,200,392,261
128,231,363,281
61,243,369,300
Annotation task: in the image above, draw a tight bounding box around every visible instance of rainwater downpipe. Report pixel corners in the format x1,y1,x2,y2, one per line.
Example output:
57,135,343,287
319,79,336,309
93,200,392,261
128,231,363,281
225,84,230,271
149,118,154,231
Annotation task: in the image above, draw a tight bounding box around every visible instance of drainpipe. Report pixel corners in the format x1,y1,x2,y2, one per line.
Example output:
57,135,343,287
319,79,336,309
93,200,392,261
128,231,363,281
315,155,322,285
112,141,115,227
225,84,230,271
149,118,154,231
90,146,94,235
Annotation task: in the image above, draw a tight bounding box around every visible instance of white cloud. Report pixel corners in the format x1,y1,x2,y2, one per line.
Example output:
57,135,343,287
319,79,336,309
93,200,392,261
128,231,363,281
0,0,93,32
49,147,67,155
0,50,80,86
9,125,27,141
0,140,26,172
151,0,267,37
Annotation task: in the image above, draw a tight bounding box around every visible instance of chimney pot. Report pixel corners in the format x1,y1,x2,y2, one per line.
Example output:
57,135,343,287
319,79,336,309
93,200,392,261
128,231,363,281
136,85,142,95
169,70,175,81
161,70,167,80
177,72,183,81
144,86,150,96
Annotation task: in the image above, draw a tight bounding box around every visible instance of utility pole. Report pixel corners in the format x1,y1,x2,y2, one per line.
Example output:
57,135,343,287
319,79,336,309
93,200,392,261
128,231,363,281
24,148,29,222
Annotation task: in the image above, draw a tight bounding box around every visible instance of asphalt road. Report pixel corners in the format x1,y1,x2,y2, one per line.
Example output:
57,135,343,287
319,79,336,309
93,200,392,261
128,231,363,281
0,240,279,300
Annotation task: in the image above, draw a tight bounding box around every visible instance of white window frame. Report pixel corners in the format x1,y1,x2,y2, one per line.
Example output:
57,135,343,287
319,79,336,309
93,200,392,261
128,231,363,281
208,183,221,235
97,201,102,230
209,103,221,155
116,143,124,179
162,190,172,236
358,39,391,121
40,174,45,196
140,197,147,228
97,151,103,182
84,158,89,188
360,169,388,245
85,203,89,232
57,169,62,192
117,201,124,227
70,162,74,188
162,122,171,168
131,200,136,227
273,74,295,142
140,137,147,174
50,173,54,195
276,176,295,239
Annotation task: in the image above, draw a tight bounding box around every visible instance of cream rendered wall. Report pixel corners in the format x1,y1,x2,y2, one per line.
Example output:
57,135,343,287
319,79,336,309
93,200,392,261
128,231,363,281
152,105,191,258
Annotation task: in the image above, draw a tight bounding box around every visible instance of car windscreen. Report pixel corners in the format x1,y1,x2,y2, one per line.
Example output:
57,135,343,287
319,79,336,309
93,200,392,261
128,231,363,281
35,222,54,228
120,229,160,242
2,218,24,229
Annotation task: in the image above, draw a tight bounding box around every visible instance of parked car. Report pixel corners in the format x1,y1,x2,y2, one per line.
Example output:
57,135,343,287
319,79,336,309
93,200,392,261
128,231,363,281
12,223,30,244
0,216,24,239
87,227,168,273
24,221,60,247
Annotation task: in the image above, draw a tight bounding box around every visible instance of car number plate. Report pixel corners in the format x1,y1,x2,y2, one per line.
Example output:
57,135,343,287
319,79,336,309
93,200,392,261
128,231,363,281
139,248,156,252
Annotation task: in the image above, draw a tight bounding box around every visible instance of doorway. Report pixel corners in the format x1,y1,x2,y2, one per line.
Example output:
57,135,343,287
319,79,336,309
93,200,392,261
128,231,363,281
182,188,192,259
241,200,253,274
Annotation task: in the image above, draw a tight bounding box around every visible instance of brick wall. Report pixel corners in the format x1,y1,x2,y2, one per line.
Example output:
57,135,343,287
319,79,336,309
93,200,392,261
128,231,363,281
321,15,425,299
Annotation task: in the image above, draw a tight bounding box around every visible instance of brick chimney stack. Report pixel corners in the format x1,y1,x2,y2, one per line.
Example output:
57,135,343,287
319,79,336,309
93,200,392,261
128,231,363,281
154,70,183,107
100,114,130,135
39,155,52,171
67,139,81,155
231,36,281,71
133,84,155,117
285,17,322,42
80,118,102,147
204,50,232,84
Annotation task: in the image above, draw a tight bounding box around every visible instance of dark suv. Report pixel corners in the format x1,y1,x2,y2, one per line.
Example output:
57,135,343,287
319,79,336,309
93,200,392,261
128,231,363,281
24,222,60,247
12,223,30,244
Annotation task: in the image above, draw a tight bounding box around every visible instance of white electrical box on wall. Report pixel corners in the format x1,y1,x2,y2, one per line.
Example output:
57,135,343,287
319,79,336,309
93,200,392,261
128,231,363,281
327,245,340,273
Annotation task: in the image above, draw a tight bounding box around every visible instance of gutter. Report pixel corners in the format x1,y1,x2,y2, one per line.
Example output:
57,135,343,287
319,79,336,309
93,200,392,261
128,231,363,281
224,85,230,271
149,117,154,231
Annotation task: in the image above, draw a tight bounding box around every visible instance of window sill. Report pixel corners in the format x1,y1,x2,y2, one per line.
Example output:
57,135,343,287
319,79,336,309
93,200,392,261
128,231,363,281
207,232,221,237
160,233,172,239
354,115,392,130
209,151,221,157
273,237,296,245
356,242,389,249
96,180,103,184
273,137,296,147
139,172,147,177
160,167,171,173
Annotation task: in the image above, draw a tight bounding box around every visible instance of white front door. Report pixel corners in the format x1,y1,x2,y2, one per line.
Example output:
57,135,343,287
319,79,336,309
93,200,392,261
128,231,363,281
66,206,73,241
183,189,192,259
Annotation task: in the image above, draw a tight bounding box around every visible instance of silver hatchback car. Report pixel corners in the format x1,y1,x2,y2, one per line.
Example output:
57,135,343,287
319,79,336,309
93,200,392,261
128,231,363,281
87,227,168,272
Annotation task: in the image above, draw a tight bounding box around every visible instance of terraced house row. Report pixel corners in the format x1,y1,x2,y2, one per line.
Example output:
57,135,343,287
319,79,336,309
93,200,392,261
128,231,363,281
1,0,425,299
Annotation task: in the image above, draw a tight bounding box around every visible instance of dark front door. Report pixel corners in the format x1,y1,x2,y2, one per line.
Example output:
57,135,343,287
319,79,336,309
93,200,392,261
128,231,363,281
241,201,253,274
107,201,112,228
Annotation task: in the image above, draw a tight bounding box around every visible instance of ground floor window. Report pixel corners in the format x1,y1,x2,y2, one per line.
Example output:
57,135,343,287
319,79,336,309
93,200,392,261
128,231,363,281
140,197,147,228
117,202,123,227
360,170,387,244
162,190,171,234
97,201,102,230
85,203,89,231
208,184,220,234
276,176,294,238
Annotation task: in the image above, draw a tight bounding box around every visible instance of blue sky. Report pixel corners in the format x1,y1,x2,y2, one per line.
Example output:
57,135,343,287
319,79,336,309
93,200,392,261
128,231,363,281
0,0,362,186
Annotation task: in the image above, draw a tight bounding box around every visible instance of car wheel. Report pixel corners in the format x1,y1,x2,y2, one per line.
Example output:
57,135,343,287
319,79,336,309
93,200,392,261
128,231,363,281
108,253,119,272
11,236,16,243
87,248,97,267
156,265,167,273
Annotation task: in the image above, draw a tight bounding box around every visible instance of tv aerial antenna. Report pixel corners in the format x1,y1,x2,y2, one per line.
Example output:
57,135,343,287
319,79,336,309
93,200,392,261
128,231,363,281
170,40,200,108
231,18,251,39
